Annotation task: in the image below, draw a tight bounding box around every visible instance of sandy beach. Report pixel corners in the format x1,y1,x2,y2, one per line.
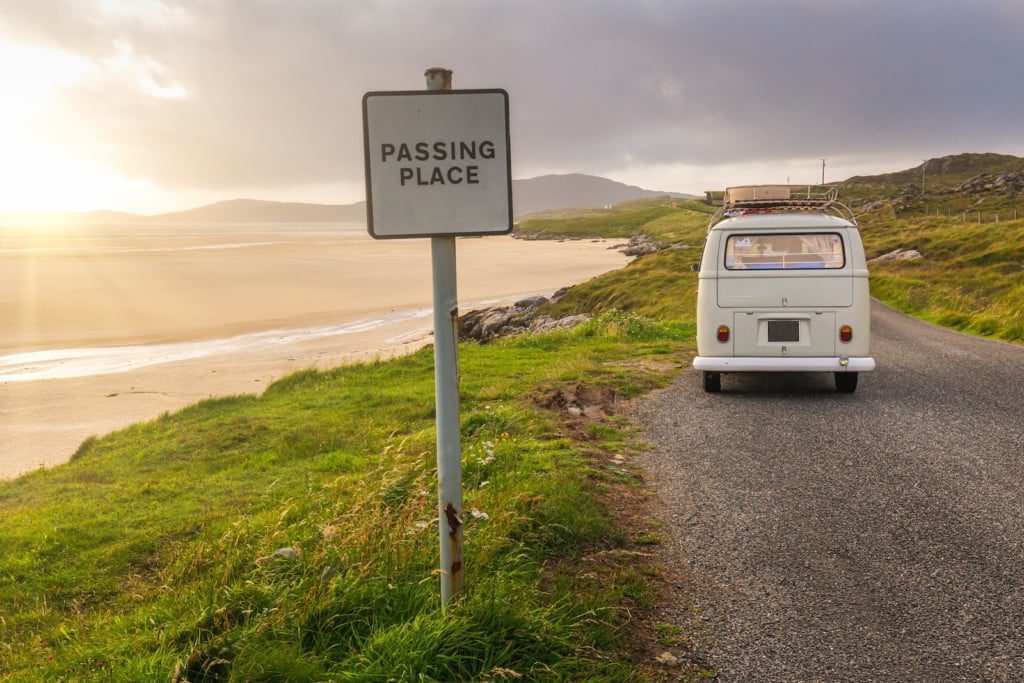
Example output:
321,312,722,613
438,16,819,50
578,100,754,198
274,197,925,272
0,223,628,479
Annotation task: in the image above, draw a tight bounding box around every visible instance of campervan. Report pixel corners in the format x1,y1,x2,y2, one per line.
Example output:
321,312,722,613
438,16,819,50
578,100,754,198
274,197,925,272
693,185,875,393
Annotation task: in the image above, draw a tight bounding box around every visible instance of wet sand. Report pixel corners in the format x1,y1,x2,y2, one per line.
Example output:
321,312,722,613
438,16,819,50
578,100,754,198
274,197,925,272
0,224,628,478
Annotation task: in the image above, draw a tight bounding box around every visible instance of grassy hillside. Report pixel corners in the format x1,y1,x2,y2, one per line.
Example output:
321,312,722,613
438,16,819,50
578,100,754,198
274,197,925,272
524,153,1024,344
0,315,703,681
514,196,712,245
839,152,1024,220
3,152,1020,681
842,152,1023,196
858,211,1024,342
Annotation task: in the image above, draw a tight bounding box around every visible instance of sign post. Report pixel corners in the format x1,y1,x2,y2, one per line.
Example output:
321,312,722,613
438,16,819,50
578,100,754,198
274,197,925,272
362,68,511,608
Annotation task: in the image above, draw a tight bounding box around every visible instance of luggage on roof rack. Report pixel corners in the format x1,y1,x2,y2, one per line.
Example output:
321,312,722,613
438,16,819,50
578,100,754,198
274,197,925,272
708,185,854,229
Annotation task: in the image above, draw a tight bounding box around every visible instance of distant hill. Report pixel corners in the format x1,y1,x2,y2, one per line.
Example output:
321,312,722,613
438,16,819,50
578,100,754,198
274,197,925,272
0,174,694,227
835,152,1024,218
511,173,695,216
12,156,1024,227
146,173,691,222
840,152,1024,195
151,198,367,224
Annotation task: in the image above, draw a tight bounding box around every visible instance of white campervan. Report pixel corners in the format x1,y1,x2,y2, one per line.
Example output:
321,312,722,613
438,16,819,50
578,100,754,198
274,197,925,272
693,185,875,393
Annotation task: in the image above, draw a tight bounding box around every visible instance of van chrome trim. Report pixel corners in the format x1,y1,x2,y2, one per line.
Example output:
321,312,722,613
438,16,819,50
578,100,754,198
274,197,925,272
692,356,876,373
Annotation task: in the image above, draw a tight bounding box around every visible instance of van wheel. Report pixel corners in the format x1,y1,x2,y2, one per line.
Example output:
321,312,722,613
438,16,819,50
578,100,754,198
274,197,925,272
703,372,721,393
834,372,858,393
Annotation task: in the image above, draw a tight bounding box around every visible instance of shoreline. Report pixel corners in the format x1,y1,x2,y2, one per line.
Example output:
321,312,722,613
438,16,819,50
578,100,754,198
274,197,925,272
1,230,629,479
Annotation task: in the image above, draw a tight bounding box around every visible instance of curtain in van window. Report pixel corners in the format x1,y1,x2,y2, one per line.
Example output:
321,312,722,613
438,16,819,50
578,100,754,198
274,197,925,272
724,233,845,270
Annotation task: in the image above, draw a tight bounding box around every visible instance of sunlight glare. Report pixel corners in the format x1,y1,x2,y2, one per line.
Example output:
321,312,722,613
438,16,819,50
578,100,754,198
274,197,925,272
103,40,187,100
0,35,187,212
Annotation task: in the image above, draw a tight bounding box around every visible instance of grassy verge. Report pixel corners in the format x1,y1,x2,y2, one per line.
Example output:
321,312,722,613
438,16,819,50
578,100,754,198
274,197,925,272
859,212,1024,343
1,313,703,682
515,197,712,245
548,249,700,321
523,194,1024,346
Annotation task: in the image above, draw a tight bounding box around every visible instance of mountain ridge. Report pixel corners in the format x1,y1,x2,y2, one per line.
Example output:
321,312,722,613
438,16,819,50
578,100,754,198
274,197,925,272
843,152,1023,188
6,154,1023,227
0,174,694,227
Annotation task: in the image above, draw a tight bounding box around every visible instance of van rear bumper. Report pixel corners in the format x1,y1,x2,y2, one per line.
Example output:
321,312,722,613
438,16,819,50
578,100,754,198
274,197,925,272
692,356,876,373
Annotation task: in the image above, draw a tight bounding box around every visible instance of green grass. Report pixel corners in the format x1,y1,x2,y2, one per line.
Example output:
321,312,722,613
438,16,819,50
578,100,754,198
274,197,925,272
547,249,700,321
0,313,694,682
515,196,710,245
4,170,1021,680
524,180,1024,347
859,213,1024,342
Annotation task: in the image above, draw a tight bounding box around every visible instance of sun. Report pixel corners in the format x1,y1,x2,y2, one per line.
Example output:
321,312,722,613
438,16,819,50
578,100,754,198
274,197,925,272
0,34,191,214
0,38,106,211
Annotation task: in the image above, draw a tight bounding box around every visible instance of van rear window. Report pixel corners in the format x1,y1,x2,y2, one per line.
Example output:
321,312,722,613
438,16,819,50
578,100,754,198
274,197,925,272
724,233,845,270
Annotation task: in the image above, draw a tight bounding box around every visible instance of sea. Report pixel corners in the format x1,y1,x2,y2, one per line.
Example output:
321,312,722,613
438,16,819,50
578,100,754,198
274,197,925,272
0,222,529,383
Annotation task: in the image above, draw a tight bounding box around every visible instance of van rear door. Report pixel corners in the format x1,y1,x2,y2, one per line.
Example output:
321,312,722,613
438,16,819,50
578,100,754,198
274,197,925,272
717,272,853,308
716,230,852,357
716,231,853,308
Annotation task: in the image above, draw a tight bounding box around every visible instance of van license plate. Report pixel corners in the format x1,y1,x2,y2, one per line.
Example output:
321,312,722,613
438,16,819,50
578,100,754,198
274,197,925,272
767,320,800,342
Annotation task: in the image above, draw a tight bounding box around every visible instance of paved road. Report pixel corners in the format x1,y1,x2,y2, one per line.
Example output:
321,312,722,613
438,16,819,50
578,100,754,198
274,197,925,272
636,301,1024,681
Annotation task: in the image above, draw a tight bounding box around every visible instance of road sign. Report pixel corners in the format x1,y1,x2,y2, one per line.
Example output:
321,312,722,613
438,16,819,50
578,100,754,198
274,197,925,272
362,89,512,239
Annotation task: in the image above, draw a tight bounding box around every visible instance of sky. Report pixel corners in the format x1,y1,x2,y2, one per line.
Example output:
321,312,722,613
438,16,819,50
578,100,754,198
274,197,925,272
1,0,1023,214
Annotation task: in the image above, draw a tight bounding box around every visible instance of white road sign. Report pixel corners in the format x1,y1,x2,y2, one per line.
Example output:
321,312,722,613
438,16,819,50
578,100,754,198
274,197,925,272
362,89,512,239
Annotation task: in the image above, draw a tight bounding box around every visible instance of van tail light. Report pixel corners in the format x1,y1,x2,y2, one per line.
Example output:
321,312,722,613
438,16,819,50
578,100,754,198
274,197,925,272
839,325,853,343
717,325,730,343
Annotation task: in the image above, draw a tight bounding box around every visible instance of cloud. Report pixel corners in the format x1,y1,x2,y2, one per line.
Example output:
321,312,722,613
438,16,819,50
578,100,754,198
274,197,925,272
4,0,1024,197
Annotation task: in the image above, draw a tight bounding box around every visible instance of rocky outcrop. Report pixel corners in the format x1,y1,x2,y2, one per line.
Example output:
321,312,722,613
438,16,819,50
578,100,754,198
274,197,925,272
955,172,1024,196
870,248,923,262
514,231,662,256
852,199,885,213
620,233,661,256
458,294,589,343
515,230,607,242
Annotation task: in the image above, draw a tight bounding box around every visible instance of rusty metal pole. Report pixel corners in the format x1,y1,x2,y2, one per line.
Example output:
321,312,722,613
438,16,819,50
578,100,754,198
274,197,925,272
425,66,464,608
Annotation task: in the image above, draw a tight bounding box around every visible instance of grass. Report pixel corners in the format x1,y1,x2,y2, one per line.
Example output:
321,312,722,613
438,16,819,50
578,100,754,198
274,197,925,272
547,249,701,321
858,212,1024,342
4,169,1021,680
515,196,711,245
525,187,1024,347
0,313,697,682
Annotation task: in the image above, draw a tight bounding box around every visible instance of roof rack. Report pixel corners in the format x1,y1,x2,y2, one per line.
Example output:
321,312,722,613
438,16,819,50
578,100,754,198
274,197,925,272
708,185,856,230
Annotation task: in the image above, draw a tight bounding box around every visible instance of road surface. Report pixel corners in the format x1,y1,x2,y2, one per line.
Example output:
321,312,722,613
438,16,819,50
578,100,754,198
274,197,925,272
636,301,1024,681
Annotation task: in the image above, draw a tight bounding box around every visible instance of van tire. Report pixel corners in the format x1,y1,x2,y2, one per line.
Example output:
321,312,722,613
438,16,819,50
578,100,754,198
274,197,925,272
703,372,721,393
834,372,858,393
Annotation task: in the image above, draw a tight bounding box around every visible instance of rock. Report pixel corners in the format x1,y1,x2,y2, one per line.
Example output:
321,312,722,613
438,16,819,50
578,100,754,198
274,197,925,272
478,308,524,337
270,547,298,561
514,295,549,310
854,199,884,213
870,249,922,263
459,297,589,343
529,314,589,335
621,233,661,256
655,651,681,667
460,306,513,342
957,172,1024,196
257,547,299,570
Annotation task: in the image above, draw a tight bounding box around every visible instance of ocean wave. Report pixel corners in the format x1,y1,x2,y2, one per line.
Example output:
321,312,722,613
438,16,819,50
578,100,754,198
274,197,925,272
0,309,432,383
0,292,540,383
